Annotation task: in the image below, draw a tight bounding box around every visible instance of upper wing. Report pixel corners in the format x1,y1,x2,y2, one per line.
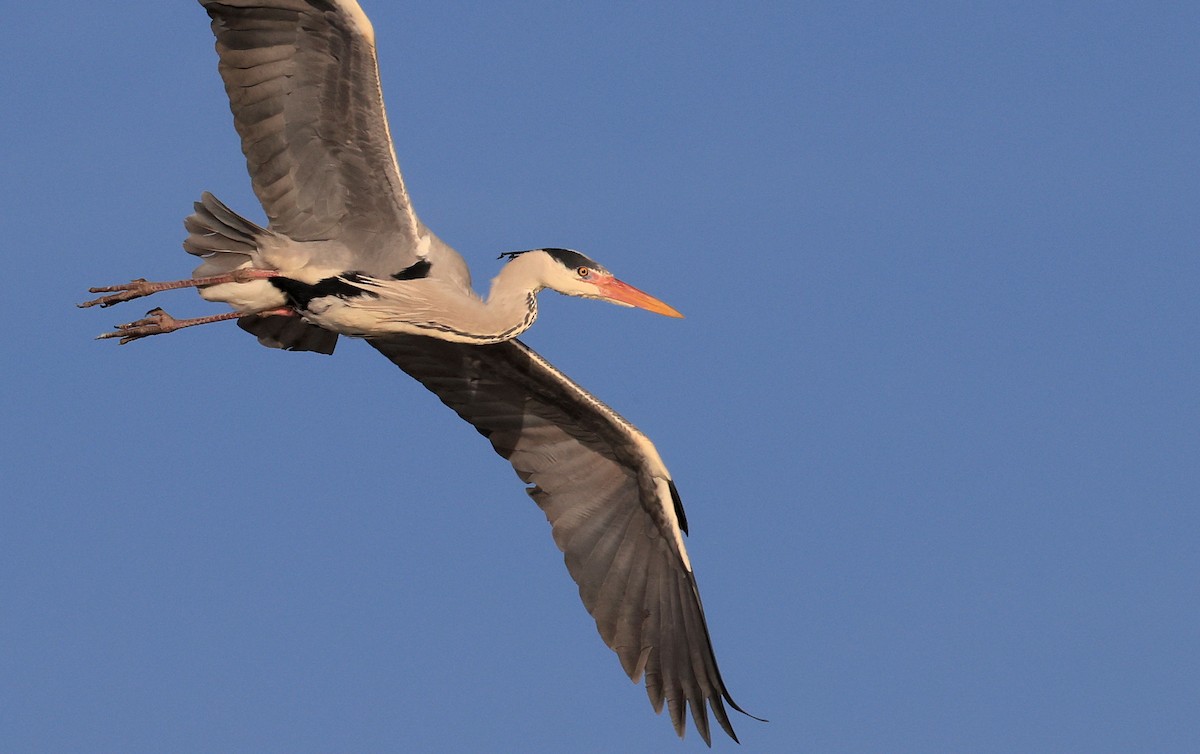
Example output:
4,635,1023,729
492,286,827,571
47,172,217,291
200,0,421,267
369,334,753,744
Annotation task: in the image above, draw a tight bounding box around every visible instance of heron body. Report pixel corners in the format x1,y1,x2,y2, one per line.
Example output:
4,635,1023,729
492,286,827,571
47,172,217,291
81,0,756,743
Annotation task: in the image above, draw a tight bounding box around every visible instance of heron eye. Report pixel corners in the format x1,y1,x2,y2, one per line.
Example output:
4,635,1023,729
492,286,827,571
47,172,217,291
577,266,590,278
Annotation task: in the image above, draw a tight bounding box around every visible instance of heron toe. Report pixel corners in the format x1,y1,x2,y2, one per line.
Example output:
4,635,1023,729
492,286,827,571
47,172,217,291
96,308,182,344
79,278,156,308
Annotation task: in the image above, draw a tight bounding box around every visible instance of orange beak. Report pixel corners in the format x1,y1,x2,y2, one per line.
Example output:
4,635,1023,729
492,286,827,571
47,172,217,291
593,276,684,318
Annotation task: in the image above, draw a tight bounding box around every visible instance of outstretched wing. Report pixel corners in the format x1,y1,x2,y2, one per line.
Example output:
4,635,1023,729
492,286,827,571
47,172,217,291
200,0,421,268
370,334,753,745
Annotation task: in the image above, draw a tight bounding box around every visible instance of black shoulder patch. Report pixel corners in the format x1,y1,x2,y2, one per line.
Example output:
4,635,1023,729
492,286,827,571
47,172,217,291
392,259,432,280
270,274,375,309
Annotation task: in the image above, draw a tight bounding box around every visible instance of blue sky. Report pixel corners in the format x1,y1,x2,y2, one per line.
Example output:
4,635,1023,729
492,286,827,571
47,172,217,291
3,1,1197,751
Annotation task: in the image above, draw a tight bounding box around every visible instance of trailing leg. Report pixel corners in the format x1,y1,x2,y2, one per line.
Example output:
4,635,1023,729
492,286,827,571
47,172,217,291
96,306,293,344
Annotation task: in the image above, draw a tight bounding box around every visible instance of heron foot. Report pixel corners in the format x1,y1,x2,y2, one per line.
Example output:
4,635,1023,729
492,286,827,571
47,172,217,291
96,308,187,344
79,278,159,308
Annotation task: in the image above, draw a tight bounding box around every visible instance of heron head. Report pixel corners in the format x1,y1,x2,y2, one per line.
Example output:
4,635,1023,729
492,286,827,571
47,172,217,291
501,248,683,318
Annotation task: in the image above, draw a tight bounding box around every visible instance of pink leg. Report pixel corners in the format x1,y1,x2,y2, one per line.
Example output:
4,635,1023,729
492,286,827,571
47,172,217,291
78,268,279,309
97,307,294,345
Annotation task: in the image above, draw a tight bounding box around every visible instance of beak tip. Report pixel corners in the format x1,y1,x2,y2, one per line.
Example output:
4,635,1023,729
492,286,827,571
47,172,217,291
597,276,683,319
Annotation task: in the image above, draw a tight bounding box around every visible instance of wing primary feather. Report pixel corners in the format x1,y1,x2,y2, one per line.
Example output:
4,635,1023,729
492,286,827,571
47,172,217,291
581,503,643,645
676,572,717,745
641,571,666,714
574,497,640,609
656,560,686,738
609,530,653,680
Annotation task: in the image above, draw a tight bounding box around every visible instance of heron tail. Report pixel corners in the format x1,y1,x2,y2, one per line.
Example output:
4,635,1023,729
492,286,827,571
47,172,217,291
183,191,268,264
183,192,338,355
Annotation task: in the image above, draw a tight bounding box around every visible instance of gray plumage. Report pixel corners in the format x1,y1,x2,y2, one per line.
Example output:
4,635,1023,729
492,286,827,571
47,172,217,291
81,0,755,743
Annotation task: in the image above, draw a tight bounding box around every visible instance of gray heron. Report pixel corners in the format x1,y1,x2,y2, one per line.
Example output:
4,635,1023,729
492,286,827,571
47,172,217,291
81,0,757,744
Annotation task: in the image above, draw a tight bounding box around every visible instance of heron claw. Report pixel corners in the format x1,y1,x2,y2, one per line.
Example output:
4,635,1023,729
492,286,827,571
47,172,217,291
78,279,155,308
97,307,182,344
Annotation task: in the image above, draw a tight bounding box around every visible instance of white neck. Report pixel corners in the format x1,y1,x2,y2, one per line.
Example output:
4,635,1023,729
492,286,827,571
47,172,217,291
402,253,550,344
469,252,555,341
